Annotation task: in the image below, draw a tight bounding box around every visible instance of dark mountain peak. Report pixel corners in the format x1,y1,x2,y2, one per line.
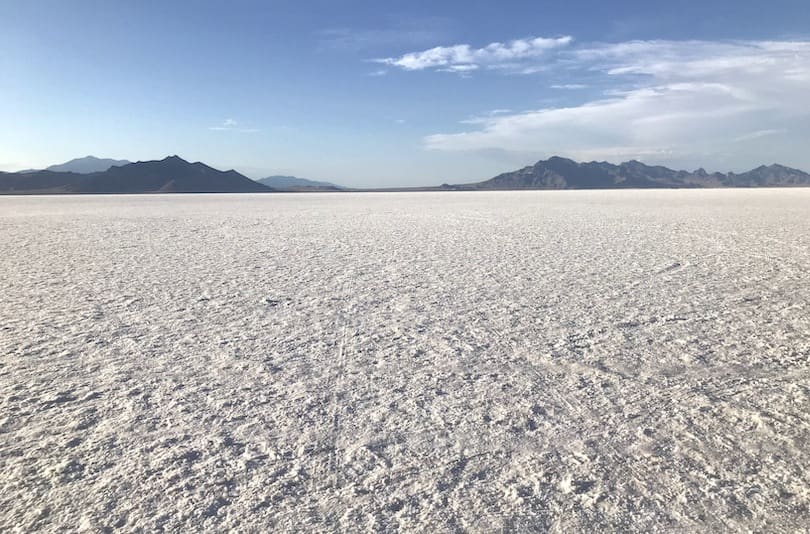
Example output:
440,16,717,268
621,159,647,168
748,164,772,172
745,163,805,174
727,163,810,186
535,156,581,176
178,158,241,176
145,156,227,175
545,155,576,164
762,163,794,171
541,156,578,168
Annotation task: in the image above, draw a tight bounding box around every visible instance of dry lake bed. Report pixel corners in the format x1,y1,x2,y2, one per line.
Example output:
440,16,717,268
1,191,809,532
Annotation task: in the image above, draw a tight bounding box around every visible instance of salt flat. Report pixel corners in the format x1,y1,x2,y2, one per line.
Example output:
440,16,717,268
1,191,809,533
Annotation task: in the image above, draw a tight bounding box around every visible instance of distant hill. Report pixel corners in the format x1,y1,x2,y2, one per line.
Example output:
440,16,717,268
0,156,273,194
257,175,342,191
46,156,131,174
447,157,810,190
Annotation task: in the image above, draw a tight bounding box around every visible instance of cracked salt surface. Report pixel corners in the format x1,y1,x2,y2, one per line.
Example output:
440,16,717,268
1,190,809,532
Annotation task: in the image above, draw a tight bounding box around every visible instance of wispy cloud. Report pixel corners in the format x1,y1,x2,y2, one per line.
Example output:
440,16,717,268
550,83,588,89
208,119,260,133
423,39,810,170
375,36,573,72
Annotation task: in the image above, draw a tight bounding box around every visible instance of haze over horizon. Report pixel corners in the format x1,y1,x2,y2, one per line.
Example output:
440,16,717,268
2,0,809,187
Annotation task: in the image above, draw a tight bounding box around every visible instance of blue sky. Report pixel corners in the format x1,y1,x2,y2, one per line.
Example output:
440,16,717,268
2,0,809,186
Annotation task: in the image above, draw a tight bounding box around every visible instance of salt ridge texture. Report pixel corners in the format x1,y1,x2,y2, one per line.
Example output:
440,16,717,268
1,191,809,532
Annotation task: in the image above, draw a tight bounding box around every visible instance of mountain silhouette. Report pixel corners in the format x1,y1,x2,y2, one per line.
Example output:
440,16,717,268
0,156,272,194
4,155,810,194
448,157,810,190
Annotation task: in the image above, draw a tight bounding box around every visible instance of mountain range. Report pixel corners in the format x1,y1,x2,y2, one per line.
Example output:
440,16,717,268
447,156,810,190
2,155,810,194
0,156,271,194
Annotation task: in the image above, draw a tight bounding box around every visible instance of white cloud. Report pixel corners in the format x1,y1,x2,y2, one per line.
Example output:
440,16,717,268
423,39,810,170
550,84,588,89
376,36,572,72
208,119,260,133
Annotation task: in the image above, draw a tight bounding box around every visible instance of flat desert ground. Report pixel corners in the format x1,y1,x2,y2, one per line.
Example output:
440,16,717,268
1,191,809,533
